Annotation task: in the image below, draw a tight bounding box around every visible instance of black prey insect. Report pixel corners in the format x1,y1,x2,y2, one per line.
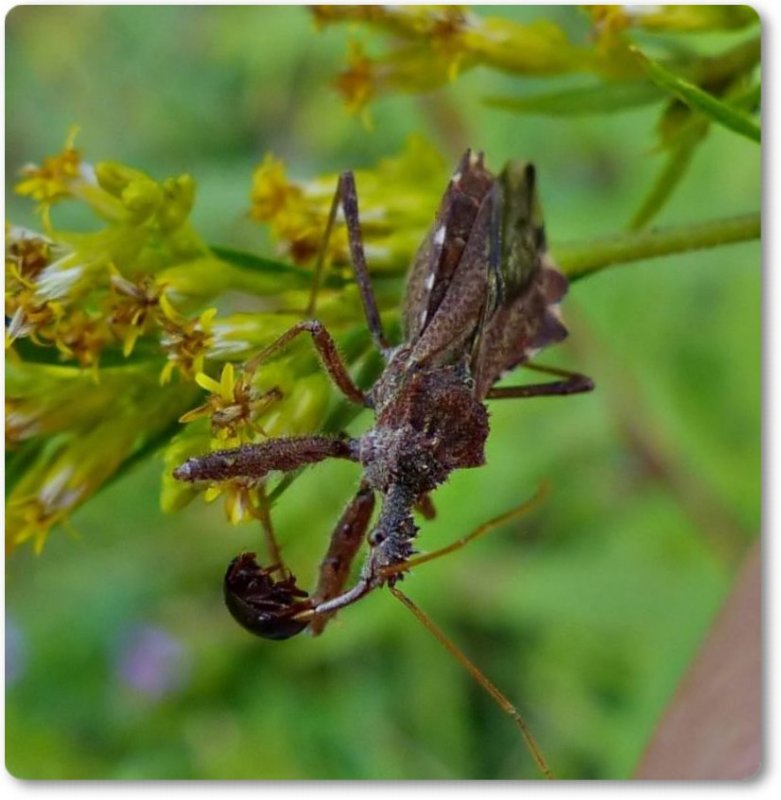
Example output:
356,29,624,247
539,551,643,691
174,150,593,777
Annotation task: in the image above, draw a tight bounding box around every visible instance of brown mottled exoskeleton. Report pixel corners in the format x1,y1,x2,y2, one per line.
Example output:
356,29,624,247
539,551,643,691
175,151,593,776
176,149,592,629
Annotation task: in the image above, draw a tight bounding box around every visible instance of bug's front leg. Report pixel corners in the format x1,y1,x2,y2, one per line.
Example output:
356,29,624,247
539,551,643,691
174,434,360,483
243,320,370,407
308,170,391,354
308,482,376,636
303,483,420,620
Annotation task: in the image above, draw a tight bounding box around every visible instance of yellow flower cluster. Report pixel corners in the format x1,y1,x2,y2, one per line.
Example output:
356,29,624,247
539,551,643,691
313,5,596,114
250,135,448,275
313,4,759,114
11,134,444,549
6,132,230,379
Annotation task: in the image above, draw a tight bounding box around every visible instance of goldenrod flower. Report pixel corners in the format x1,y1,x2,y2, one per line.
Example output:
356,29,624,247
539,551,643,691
160,413,266,525
5,227,55,284
179,362,282,443
15,126,85,207
334,41,377,117
51,309,109,372
159,302,218,384
250,154,344,267
6,361,198,552
204,481,265,526
249,136,448,275
106,270,163,356
606,4,759,33
250,154,303,221
314,5,597,113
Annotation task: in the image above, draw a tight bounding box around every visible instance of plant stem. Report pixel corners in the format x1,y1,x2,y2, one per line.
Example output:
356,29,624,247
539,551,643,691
554,212,760,281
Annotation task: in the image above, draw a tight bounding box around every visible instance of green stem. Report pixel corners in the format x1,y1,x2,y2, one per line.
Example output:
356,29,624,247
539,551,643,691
555,212,760,281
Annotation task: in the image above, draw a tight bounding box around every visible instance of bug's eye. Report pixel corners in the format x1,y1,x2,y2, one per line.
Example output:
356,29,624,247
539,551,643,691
223,552,312,640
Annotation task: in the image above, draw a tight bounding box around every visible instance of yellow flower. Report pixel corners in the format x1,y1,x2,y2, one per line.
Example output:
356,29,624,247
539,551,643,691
51,309,109,371
5,227,54,284
248,136,448,276
159,301,218,384
250,154,342,266
106,270,162,356
179,362,282,442
315,5,596,112
6,362,198,552
5,286,65,347
15,126,85,207
250,154,303,221
335,40,376,116
204,481,265,526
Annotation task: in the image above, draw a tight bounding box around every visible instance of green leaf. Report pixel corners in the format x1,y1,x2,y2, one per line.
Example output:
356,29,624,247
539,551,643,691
630,118,708,230
632,47,761,143
5,439,47,495
484,81,664,116
210,245,304,277
8,336,166,368
210,244,353,291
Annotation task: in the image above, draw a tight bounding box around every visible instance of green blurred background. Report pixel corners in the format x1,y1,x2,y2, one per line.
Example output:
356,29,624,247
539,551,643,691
5,5,760,779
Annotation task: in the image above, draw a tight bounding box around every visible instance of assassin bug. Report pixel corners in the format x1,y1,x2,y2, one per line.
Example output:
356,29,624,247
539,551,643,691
175,150,593,777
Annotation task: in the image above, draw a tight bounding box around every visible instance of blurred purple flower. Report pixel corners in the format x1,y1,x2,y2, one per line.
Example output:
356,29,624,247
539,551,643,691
6,617,26,685
116,625,190,699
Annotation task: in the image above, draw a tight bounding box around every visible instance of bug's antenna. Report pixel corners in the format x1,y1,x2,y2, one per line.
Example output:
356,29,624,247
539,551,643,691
380,481,550,578
389,586,555,780
306,175,341,318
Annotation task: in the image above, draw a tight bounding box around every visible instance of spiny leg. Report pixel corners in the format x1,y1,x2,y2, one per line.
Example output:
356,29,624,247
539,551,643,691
307,171,390,353
380,482,549,579
299,483,418,620
243,320,368,406
304,483,547,619
390,586,555,780
487,362,594,400
174,434,359,483
308,482,376,636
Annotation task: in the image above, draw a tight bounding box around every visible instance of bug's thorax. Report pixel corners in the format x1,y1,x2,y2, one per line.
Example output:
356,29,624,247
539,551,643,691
360,347,489,496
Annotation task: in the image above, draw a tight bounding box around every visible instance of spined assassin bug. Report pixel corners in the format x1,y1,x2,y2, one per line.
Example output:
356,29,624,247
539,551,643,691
175,150,593,777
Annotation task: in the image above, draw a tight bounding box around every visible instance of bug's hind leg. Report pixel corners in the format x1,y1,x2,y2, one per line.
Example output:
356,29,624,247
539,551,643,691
487,363,594,400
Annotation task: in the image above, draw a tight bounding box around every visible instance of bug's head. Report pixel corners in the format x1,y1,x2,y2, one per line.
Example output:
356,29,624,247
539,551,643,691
224,552,312,640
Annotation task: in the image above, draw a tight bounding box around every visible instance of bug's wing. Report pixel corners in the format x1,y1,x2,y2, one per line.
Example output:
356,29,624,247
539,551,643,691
493,162,548,302
403,150,494,346
471,162,570,397
408,187,497,366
